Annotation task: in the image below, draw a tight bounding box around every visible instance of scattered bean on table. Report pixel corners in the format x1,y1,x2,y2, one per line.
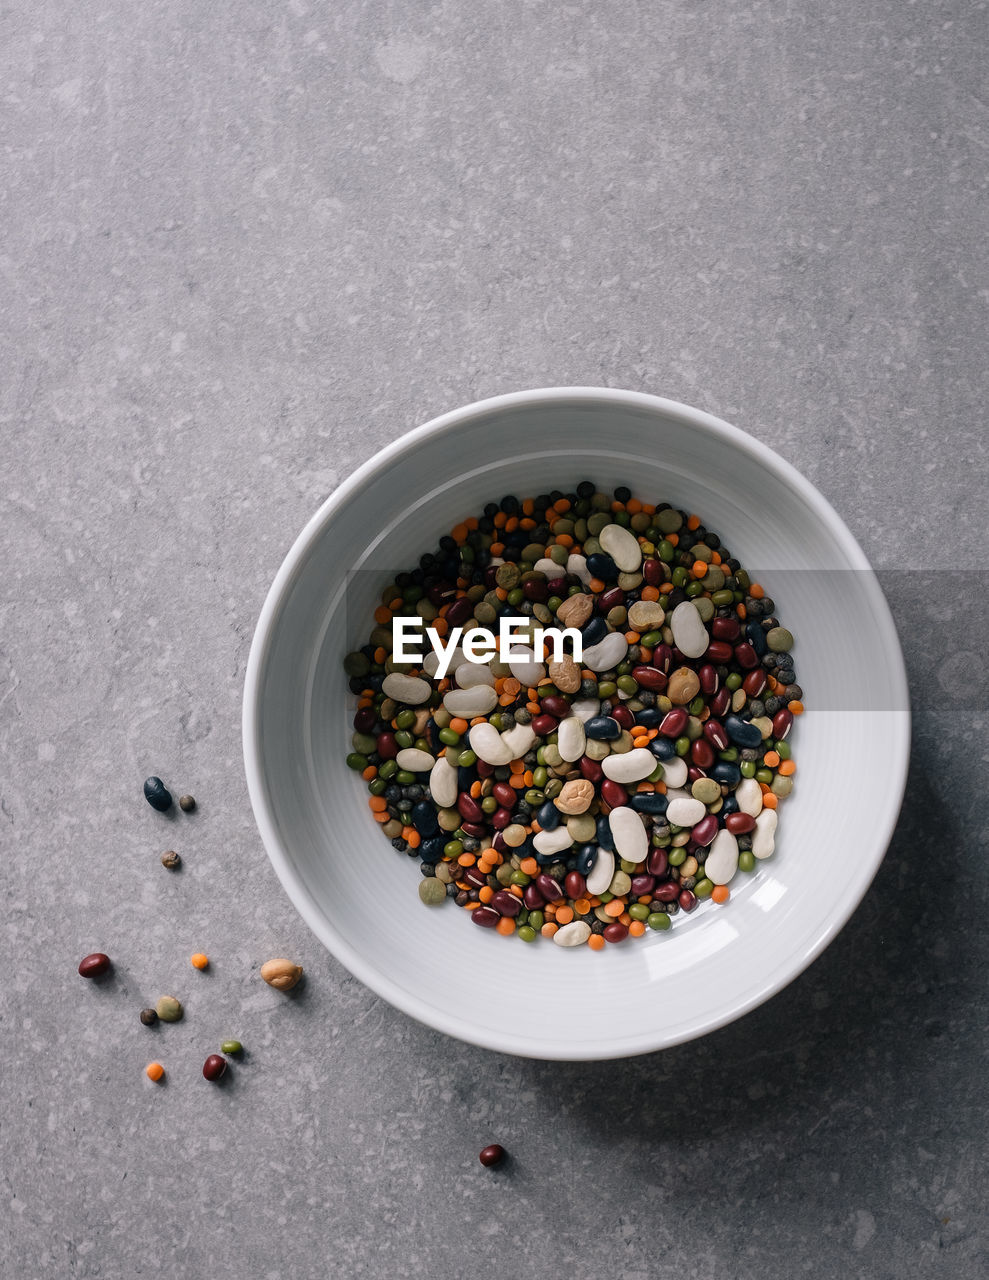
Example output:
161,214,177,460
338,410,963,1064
260,958,303,991
143,776,173,812
155,995,183,1022
343,485,802,949
78,953,111,978
202,1054,227,1081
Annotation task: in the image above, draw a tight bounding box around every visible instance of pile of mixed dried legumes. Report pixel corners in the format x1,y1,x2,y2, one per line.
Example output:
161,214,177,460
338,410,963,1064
343,484,802,949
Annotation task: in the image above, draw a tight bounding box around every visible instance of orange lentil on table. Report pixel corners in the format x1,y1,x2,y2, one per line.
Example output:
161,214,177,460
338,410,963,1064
342,483,802,948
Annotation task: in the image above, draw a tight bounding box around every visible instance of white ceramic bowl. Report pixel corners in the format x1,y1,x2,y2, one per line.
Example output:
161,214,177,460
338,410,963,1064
243,388,909,1060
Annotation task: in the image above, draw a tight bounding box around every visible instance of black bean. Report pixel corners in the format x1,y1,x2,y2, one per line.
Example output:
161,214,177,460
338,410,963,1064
143,777,172,812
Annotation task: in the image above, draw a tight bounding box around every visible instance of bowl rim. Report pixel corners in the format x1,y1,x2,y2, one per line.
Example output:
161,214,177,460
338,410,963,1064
243,386,911,1059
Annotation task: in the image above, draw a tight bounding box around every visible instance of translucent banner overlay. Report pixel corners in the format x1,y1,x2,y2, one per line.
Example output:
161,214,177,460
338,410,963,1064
341,569,981,714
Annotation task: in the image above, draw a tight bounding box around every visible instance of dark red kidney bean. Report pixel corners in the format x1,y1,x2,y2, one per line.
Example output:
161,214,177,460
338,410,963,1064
706,641,733,663
78,952,111,978
654,880,680,902
476,759,494,777
603,922,629,943
376,732,398,760
565,871,586,899
484,566,499,589
523,578,548,602
611,706,634,731
461,821,488,839
711,617,740,641
531,714,557,736
652,644,673,674
540,695,570,719
691,814,719,846
523,884,546,910
598,586,625,612
630,874,655,896
703,719,728,750
492,831,507,853
491,890,522,917
471,906,501,928
773,708,793,739
659,708,688,737
601,779,628,809
734,642,758,669
464,866,488,888
536,873,564,902
725,812,756,835
678,889,698,912
743,668,768,697
690,738,716,769
546,577,567,594
353,706,376,733
579,755,603,782
479,1144,506,1167
492,781,516,809
647,847,669,877
642,559,663,586
446,596,475,627
427,583,455,607
687,766,708,784
202,1054,227,1082
698,664,719,695
709,688,731,718
457,793,483,823
491,807,513,830
631,665,667,692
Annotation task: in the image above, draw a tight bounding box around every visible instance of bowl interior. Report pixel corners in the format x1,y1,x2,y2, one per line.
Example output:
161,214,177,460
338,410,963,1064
245,390,908,1059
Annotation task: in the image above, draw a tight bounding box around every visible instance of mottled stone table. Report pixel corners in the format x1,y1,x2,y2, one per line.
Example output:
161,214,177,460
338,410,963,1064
3,2,986,1276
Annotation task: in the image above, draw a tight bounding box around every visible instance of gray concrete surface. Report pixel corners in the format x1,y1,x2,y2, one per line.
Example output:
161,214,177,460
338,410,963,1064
2,2,987,1277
